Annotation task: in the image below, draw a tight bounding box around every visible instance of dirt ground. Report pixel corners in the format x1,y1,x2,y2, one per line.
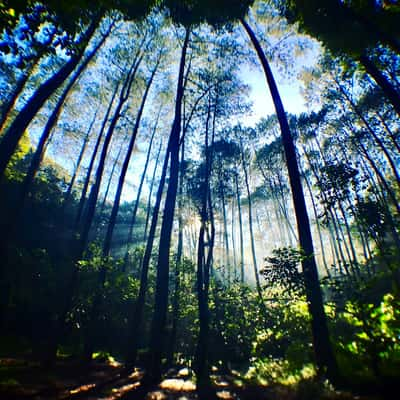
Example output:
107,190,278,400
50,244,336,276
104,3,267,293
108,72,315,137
0,357,388,400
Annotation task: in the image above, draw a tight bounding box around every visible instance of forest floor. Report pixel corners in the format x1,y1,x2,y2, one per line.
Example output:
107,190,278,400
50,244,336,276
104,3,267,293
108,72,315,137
0,357,389,400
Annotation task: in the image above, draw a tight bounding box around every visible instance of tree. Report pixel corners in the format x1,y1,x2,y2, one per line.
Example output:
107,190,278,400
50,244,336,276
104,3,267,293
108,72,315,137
0,13,103,179
241,16,339,382
147,27,190,383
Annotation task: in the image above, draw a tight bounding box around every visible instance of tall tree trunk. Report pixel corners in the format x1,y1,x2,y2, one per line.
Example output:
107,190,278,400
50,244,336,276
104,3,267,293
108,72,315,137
375,110,400,154
102,56,159,260
241,18,339,382
124,109,161,269
79,54,146,360
14,24,111,225
143,141,163,241
0,15,102,180
301,166,330,278
235,172,245,283
77,53,143,258
335,78,400,188
148,28,190,383
239,139,267,317
97,136,126,220
127,141,171,364
354,133,400,216
75,82,120,227
0,64,35,132
63,109,98,208
220,185,230,282
0,28,58,132
195,92,215,395
231,199,237,277
167,137,185,365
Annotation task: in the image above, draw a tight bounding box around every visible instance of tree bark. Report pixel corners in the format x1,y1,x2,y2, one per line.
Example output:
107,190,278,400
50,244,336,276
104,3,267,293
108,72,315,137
235,173,245,283
143,141,163,241
123,111,160,270
127,140,171,364
74,82,120,227
148,28,190,383
77,53,143,257
239,138,267,317
63,109,98,208
102,55,160,260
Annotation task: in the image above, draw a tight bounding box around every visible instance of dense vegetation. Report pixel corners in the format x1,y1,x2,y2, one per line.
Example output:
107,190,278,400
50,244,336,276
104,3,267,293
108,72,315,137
0,1,399,399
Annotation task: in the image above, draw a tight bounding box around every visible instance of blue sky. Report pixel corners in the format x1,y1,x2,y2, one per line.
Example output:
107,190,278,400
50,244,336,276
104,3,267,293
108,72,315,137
239,61,311,127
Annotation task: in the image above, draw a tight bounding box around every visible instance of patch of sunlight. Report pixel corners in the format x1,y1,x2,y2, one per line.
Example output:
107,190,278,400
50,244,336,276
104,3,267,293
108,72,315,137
129,368,144,379
233,379,243,387
215,380,229,387
146,390,167,400
108,382,141,399
70,383,96,394
279,364,316,386
216,390,235,399
159,378,196,391
92,352,121,367
177,367,191,377
108,357,122,367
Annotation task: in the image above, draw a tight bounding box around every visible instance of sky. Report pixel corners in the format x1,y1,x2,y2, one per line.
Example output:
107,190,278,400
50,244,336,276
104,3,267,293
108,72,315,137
241,66,308,125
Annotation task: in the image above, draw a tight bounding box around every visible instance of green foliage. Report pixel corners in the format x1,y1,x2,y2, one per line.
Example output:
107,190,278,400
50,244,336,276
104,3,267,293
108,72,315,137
280,0,400,57
72,245,140,354
261,247,305,295
163,0,254,27
331,292,400,379
245,357,315,386
209,282,260,365
3,130,32,182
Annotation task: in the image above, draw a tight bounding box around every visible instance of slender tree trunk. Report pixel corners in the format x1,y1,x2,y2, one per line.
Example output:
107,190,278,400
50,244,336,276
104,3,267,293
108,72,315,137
275,174,297,243
335,78,400,188
128,141,170,364
124,109,161,269
220,185,230,282
97,137,126,218
80,55,147,360
102,56,159,260
0,15,101,180
148,28,190,383
143,141,163,241
77,53,143,258
0,65,35,132
195,93,215,396
241,17,339,381
231,199,237,278
75,82,120,227
375,110,400,154
63,109,98,208
14,25,111,225
167,137,185,365
240,139,267,318
302,166,330,278
235,173,245,283
356,135,400,216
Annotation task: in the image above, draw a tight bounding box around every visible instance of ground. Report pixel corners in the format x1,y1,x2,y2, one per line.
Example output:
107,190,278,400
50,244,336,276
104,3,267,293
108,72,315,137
0,357,387,400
